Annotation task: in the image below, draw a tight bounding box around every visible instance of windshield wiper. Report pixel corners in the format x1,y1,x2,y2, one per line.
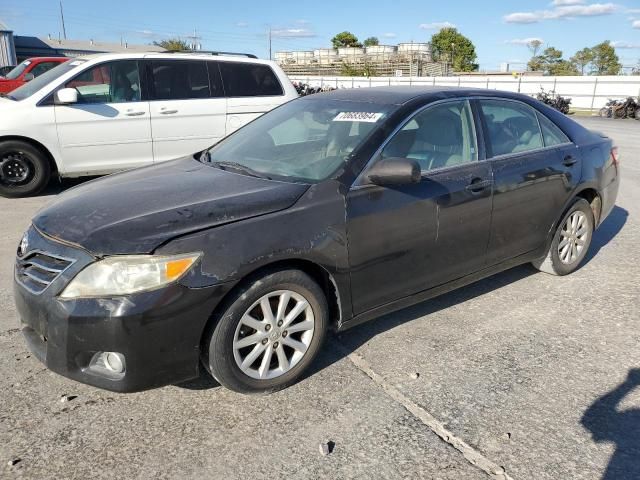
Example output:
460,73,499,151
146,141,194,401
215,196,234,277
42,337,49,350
208,160,272,180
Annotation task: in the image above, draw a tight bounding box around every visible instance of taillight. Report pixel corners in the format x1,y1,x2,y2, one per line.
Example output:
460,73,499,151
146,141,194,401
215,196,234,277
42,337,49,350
611,146,620,166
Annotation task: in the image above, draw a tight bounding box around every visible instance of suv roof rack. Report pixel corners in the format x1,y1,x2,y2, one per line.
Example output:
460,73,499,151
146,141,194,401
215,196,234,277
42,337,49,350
164,50,258,59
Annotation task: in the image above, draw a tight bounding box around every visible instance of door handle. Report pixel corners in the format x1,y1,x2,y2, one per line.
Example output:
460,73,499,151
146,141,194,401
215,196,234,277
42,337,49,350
124,111,145,116
465,178,492,193
563,155,578,166
160,109,178,115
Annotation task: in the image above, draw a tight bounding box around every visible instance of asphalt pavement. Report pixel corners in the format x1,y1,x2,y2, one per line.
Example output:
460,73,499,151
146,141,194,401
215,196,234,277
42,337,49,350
0,117,638,479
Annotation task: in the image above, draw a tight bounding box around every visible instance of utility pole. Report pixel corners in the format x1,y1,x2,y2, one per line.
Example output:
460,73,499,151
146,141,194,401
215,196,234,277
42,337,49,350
59,1,67,40
268,26,272,60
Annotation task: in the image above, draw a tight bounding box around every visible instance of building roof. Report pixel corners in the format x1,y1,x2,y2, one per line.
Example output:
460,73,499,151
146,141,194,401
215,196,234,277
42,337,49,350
15,36,165,54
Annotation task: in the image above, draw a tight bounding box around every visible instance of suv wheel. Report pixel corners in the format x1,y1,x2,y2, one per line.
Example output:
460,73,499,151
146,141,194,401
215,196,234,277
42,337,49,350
204,269,328,394
532,198,594,276
0,140,51,198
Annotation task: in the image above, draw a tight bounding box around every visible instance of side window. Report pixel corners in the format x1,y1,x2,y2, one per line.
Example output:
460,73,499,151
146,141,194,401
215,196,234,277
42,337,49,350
480,100,543,157
65,61,141,104
30,62,60,78
219,62,283,97
382,100,477,172
150,60,211,100
537,112,570,147
206,62,224,98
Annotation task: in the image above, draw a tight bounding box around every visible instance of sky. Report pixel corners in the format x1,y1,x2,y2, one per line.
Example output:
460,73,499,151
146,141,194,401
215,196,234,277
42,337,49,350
1,0,639,71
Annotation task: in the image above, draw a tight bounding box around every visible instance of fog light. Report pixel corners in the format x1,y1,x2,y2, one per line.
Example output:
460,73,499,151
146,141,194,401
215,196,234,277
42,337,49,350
104,352,125,373
87,351,126,379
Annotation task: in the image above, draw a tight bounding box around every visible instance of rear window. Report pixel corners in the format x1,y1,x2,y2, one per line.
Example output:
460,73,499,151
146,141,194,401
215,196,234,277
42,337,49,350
150,60,211,100
219,62,283,97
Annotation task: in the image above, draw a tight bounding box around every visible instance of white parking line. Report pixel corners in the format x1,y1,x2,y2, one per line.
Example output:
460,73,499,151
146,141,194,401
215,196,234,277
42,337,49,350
344,347,514,480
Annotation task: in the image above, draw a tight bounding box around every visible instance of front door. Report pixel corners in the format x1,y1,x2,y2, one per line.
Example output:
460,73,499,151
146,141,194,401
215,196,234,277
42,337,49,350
347,99,493,315
54,60,153,174
148,59,227,163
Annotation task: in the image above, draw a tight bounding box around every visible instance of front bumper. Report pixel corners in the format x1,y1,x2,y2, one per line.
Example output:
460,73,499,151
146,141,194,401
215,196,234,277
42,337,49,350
14,227,231,392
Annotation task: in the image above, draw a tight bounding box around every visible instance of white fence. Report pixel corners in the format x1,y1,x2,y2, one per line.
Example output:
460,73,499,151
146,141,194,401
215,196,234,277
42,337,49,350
289,75,640,111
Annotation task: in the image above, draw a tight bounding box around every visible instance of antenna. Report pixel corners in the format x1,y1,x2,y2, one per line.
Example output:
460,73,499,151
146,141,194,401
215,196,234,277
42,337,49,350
59,1,67,40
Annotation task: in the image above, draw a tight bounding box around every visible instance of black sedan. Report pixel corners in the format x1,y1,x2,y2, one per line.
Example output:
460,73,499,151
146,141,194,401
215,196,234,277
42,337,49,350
14,87,620,394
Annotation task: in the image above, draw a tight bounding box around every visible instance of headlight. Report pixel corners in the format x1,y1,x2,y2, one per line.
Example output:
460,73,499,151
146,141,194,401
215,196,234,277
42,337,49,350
60,253,201,299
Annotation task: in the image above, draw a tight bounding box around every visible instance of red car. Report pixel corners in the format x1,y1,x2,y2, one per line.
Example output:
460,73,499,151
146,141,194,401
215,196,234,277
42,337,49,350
0,57,68,94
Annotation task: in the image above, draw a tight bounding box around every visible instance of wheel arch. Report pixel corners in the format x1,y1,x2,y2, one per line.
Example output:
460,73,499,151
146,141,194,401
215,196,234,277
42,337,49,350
540,187,602,258
0,135,59,175
200,259,343,348
574,187,602,227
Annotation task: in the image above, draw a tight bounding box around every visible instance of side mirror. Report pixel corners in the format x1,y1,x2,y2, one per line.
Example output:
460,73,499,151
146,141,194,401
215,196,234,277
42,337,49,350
367,157,421,186
23,72,34,82
55,88,79,105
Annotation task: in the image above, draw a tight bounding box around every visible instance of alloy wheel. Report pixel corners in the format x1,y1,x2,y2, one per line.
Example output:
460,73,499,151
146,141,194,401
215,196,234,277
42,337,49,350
558,211,589,265
232,290,315,380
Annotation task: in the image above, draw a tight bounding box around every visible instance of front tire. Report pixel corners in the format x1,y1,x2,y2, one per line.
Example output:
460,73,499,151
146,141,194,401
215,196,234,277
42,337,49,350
0,140,51,198
204,269,328,394
532,198,594,276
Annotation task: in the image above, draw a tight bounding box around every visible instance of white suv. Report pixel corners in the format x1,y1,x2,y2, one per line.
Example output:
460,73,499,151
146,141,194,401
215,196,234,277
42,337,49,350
0,52,298,197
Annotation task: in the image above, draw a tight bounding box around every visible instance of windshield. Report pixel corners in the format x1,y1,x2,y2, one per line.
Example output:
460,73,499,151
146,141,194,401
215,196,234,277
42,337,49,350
8,60,84,101
203,98,395,182
4,61,30,80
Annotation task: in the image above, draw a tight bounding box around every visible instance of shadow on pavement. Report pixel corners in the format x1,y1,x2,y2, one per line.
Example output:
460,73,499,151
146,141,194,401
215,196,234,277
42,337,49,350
39,176,99,196
583,205,628,266
582,369,640,480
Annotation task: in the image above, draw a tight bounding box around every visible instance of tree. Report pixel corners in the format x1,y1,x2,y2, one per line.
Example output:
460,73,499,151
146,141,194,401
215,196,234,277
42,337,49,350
571,47,594,75
527,39,543,58
153,38,191,51
430,27,478,72
549,60,579,76
331,31,362,49
528,46,562,74
526,46,580,75
363,37,379,47
590,41,621,75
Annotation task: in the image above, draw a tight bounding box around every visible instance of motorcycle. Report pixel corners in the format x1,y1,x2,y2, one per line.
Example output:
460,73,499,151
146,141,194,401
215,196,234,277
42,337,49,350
536,88,571,115
599,97,639,119
293,82,337,97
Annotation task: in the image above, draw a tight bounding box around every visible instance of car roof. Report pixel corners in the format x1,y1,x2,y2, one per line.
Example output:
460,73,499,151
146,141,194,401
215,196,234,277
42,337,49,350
303,86,530,106
24,57,68,62
73,52,276,65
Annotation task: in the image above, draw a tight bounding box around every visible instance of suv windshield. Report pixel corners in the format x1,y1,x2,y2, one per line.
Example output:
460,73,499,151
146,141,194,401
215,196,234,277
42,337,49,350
8,60,81,101
202,98,395,182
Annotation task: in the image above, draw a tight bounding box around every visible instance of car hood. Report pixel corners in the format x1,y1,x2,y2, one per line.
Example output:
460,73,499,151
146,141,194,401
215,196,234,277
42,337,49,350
33,157,310,256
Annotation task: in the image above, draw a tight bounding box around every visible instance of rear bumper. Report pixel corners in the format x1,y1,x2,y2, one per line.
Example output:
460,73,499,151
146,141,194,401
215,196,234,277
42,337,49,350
598,163,620,226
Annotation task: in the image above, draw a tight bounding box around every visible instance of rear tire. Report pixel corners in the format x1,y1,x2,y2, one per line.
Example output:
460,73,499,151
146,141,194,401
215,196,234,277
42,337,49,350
0,140,51,198
532,198,594,276
203,269,328,394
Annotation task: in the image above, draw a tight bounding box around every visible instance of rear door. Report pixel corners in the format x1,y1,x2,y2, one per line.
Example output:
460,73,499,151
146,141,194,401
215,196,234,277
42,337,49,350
147,59,227,163
347,99,493,314
54,59,153,174
478,98,580,265
220,61,286,133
